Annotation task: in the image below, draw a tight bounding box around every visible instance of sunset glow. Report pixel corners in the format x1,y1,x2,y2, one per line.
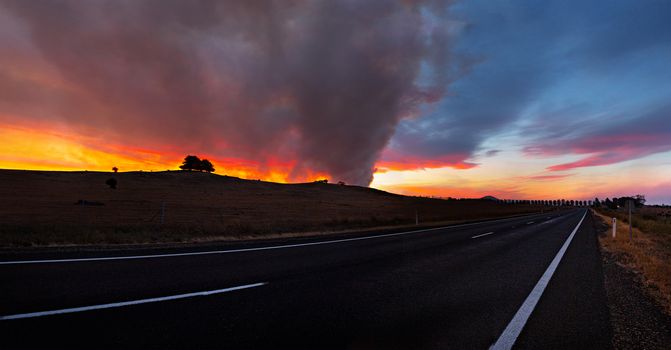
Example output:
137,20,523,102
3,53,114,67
1,0,670,203
0,125,330,183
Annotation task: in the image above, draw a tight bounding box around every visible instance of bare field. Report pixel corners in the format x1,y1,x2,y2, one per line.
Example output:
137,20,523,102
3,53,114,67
0,169,549,246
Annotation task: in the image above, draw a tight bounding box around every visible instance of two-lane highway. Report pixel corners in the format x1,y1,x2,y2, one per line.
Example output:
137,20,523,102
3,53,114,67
0,209,611,349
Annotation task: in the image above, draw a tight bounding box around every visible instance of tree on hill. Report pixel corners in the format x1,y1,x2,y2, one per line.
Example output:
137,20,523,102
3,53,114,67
180,155,201,171
200,159,215,173
178,155,216,172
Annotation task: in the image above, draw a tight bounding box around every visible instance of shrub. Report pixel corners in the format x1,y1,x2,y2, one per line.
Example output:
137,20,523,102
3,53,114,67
106,178,117,189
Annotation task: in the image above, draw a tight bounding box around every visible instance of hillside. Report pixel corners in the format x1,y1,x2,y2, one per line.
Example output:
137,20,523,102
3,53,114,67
0,169,546,246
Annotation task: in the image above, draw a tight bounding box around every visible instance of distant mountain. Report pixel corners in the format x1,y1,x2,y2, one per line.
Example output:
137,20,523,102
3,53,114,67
480,195,499,201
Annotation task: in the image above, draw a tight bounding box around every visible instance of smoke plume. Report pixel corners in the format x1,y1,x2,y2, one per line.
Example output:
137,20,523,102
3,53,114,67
0,0,453,185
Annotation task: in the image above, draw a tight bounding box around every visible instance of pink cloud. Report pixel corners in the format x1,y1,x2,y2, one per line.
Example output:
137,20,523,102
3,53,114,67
524,173,575,180
524,133,671,171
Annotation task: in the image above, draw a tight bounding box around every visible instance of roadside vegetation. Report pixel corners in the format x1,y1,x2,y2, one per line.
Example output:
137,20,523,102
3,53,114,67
593,206,671,314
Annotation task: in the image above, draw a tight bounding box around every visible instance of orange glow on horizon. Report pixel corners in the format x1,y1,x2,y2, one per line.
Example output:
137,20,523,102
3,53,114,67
0,125,329,183
2,125,669,203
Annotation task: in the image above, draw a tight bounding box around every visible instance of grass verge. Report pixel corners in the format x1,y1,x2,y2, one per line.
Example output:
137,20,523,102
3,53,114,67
593,209,671,315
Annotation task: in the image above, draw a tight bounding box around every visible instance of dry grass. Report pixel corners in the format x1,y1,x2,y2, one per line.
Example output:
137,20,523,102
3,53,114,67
0,169,550,247
593,209,671,314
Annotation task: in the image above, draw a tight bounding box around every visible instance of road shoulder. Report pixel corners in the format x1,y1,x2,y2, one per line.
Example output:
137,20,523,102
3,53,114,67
513,210,612,349
594,213,671,349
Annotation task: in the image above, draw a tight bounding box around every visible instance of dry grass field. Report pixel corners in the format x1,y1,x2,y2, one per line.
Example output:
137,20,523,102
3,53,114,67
594,208,671,314
0,169,549,246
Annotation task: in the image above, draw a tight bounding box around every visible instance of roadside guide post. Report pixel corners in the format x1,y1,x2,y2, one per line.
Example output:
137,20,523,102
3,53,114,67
612,217,616,238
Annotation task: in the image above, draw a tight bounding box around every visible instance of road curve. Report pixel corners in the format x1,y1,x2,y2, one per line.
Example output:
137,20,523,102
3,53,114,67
0,209,611,349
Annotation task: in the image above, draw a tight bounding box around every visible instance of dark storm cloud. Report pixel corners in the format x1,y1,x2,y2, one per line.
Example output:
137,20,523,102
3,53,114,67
0,0,453,185
385,0,671,169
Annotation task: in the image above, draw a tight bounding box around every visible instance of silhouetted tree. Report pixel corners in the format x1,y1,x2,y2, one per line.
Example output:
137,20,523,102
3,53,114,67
612,197,620,209
616,197,625,208
615,195,646,209
603,197,612,208
106,177,117,189
200,159,215,173
594,198,601,207
112,166,118,173
180,155,202,171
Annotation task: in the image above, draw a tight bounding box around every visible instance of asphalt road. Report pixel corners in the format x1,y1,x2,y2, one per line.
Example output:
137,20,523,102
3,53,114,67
0,208,612,349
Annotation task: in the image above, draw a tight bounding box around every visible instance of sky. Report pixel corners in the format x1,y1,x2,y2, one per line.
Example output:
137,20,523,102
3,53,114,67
1,0,670,204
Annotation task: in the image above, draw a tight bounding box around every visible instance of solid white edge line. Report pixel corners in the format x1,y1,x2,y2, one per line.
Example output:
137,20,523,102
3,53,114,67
490,209,587,350
471,232,495,239
0,282,267,321
0,212,564,265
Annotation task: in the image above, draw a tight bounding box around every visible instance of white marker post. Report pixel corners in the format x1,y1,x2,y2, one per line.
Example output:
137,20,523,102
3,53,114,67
612,217,616,238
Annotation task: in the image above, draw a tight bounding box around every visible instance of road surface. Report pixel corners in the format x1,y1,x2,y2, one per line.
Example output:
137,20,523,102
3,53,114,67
0,208,611,349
